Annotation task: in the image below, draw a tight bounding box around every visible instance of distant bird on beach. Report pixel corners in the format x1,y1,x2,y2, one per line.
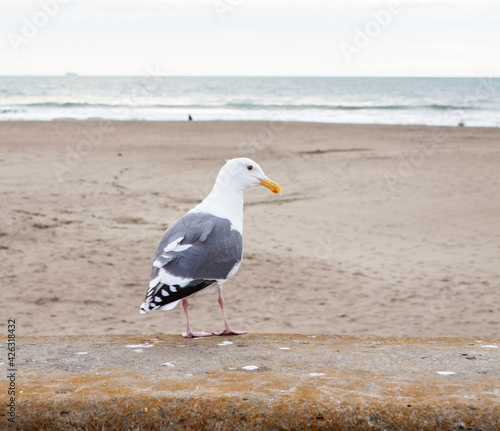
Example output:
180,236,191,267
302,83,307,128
188,114,193,121
140,158,281,338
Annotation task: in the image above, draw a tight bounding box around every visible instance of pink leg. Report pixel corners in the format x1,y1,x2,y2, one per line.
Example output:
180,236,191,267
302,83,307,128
181,299,213,338
212,286,247,336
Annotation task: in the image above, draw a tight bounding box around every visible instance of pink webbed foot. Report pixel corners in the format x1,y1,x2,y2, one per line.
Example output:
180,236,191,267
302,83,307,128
212,327,247,336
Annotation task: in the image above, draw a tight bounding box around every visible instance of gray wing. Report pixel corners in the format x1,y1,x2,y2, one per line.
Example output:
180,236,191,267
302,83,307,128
140,212,243,313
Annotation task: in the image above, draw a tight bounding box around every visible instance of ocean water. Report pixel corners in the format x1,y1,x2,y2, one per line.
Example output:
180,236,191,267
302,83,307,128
0,76,498,127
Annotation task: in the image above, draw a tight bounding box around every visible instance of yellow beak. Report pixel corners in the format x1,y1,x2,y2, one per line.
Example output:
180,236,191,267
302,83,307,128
259,177,282,195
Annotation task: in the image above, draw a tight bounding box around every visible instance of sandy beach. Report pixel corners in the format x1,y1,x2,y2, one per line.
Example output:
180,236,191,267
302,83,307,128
1,120,499,338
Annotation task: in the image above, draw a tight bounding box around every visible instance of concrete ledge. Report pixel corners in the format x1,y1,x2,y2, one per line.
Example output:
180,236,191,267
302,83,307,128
1,334,499,430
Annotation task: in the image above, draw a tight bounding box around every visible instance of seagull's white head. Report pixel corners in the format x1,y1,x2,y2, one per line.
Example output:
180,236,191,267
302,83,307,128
218,158,281,194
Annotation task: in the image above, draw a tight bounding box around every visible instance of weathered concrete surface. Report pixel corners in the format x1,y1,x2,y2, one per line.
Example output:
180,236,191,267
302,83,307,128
1,334,499,430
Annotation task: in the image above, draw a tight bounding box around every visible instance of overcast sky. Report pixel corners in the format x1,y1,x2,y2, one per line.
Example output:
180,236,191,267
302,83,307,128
1,0,499,76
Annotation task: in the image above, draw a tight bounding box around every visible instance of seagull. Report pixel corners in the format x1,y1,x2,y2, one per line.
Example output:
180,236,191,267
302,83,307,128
140,158,281,338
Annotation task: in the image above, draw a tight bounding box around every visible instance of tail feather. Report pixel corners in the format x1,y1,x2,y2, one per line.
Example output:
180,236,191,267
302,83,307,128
139,279,216,313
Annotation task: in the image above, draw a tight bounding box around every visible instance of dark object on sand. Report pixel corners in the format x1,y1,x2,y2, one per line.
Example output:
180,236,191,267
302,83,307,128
188,115,193,121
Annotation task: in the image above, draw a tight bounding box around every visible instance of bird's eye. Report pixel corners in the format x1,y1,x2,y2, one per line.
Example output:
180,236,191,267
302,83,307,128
247,165,253,171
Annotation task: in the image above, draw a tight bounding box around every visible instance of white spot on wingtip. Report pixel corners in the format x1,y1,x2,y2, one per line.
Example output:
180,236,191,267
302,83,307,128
309,372,325,377
76,352,88,355
280,347,290,350
242,365,259,371
218,341,233,346
437,371,456,376
482,344,498,348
